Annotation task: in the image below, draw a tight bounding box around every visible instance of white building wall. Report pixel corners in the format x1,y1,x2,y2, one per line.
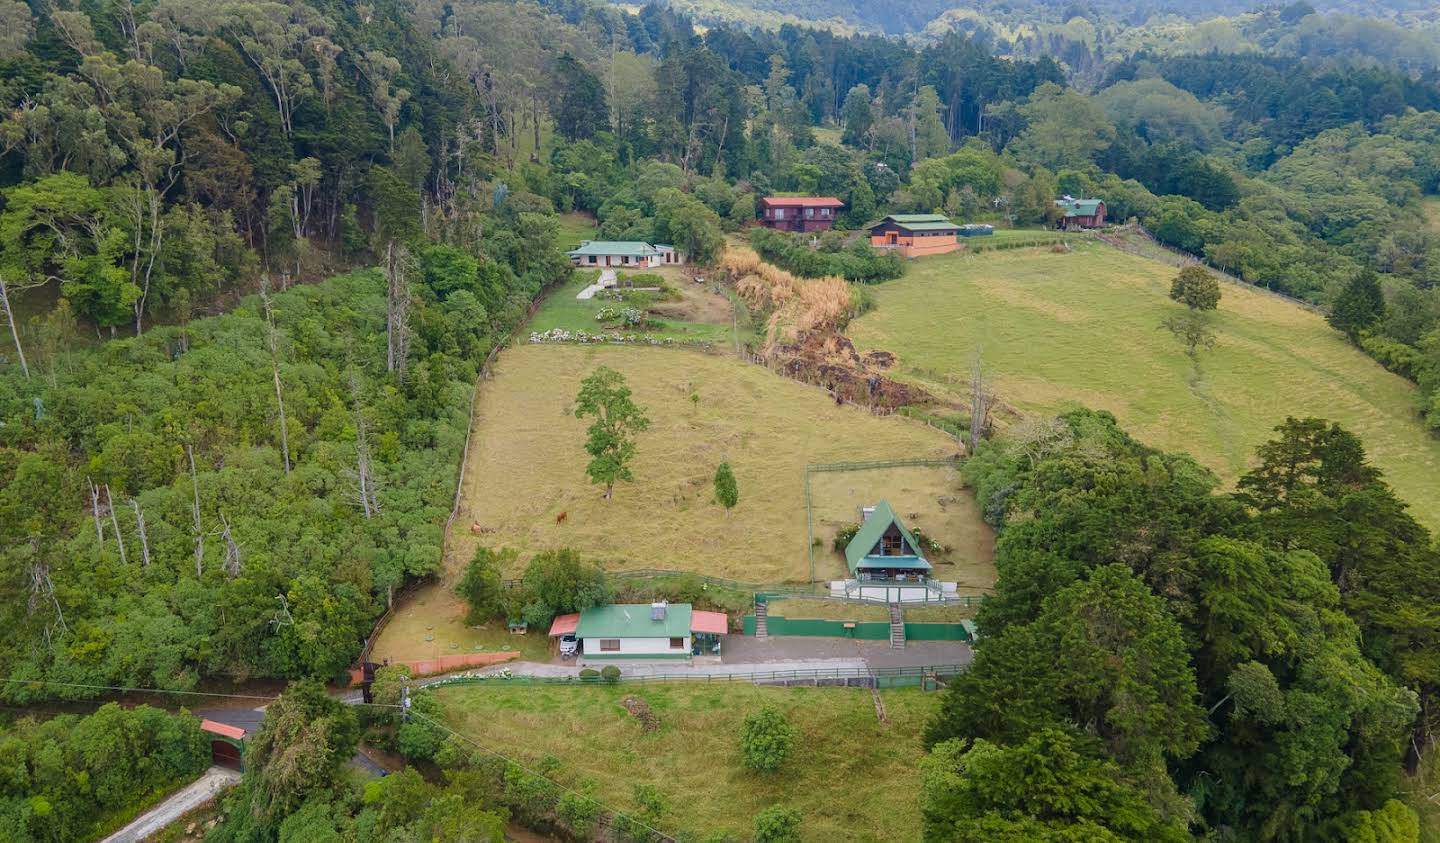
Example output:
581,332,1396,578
581,635,690,656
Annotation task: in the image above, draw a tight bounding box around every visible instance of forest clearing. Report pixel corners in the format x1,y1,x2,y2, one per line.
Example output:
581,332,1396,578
435,682,937,842
846,243,1440,529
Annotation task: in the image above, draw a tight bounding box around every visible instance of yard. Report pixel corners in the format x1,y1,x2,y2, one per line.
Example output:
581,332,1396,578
434,682,938,842
845,242,1440,530
446,344,989,584
808,464,995,590
528,266,748,346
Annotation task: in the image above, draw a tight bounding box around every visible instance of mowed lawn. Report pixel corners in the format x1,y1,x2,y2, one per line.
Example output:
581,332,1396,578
449,344,988,584
846,243,1440,529
435,682,938,842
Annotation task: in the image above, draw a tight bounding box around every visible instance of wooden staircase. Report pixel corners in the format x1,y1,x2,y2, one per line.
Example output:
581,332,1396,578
888,603,905,648
755,600,769,640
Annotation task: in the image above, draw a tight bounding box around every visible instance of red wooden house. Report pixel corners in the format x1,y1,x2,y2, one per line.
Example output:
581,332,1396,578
1055,198,1106,230
759,196,844,233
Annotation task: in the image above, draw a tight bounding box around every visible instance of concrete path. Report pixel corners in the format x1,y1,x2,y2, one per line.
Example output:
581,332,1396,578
100,766,240,843
575,269,616,300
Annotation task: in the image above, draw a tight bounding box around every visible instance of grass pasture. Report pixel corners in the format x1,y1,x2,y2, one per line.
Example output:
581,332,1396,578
845,243,1440,529
447,344,987,584
554,211,599,249
435,682,938,842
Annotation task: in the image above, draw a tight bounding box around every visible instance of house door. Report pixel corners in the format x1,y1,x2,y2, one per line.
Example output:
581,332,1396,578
887,233,897,245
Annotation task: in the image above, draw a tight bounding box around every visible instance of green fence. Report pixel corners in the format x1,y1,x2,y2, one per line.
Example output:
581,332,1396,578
744,614,972,642
422,662,968,691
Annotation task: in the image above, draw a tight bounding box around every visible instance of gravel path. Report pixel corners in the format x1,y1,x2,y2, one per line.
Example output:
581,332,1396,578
99,767,240,843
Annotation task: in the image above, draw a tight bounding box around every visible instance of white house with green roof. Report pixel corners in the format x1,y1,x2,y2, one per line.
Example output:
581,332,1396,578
569,602,728,660
566,240,684,268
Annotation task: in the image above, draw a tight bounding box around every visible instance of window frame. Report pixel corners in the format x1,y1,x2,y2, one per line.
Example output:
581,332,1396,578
599,639,620,652
669,637,685,649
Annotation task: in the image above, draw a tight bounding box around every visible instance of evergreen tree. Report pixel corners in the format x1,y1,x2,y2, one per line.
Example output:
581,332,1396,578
1328,269,1385,343
551,53,610,142
841,84,874,148
714,462,738,511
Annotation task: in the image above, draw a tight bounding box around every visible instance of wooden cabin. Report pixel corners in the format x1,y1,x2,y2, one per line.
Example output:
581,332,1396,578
844,500,932,584
868,214,961,257
759,196,844,233
1055,198,1106,230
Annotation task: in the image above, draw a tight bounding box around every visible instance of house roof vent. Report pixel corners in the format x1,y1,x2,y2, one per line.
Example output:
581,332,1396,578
651,601,667,621
861,505,877,521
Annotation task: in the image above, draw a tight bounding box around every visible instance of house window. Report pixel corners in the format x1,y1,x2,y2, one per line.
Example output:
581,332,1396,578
805,207,814,218
670,637,685,649
882,533,904,555
821,208,830,217
773,208,785,220
600,639,620,652
588,256,597,264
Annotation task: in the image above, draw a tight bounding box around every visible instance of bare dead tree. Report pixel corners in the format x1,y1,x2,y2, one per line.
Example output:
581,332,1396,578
186,443,204,577
104,484,127,566
384,241,413,381
259,278,292,475
968,351,997,454
0,274,30,380
218,512,242,577
26,560,67,644
130,497,151,567
349,371,379,519
87,477,105,543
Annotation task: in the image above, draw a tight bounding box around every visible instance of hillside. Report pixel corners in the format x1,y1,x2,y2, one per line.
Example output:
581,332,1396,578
845,243,1440,529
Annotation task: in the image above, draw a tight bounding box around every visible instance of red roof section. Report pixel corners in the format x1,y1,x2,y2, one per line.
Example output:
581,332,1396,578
200,719,247,740
548,613,580,637
690,610,729,635
759,196,844,208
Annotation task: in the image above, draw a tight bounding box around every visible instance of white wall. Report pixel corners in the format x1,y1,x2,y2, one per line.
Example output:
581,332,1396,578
581,635,690,656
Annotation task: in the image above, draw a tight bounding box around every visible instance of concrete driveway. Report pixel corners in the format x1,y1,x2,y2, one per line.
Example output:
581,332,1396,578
721,635,971,670
100,767,240,843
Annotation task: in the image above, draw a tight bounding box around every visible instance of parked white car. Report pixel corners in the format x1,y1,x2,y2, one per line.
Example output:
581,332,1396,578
559,634,578,658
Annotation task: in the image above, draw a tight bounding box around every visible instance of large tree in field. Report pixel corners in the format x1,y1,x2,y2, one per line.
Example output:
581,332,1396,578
574,366,649,499
1327,269,1384,343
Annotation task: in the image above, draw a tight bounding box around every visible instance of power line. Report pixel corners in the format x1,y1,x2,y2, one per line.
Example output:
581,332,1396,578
408,710,676,843
0,676,281,702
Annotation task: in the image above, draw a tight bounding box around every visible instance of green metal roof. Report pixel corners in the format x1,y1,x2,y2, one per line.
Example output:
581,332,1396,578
1056,199,1103,217
843,501,931,575
567,241,661,257
894,221,959,232
576,603,692,639
885,214,952,223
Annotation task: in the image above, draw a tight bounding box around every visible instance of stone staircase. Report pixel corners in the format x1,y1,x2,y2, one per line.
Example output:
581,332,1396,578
888,603,905,648
755,600,769,640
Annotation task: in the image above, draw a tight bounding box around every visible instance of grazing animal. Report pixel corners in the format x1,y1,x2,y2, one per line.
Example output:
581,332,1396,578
556,511,568,525
470,522,497,535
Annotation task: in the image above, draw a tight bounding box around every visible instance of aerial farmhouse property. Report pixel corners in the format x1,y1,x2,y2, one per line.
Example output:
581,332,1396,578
549,602,729,660
1054,197,1107,229
758,196,844,232
868,214,962,257
832,500,963,603
567,241,685,268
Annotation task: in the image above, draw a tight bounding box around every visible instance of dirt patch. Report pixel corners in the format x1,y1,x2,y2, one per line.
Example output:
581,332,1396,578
760,331,935,410
649,280,734,325
621,695,660,731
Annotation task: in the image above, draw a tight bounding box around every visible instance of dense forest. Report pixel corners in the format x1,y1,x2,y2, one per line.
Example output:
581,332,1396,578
2,0,1440,839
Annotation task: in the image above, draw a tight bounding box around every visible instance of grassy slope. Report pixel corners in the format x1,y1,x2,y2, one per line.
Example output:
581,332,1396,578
845,243,1440,529
436,682,938,842
448,344,991,584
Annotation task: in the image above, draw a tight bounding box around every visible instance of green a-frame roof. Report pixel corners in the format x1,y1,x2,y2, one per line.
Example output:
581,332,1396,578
843,500,932,575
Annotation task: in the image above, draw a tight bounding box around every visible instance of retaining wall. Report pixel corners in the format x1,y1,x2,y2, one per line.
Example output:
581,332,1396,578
742,614,971,642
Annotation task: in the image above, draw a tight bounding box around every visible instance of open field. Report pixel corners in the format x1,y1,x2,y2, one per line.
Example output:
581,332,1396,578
528,266,745,345
808,465,995,589
555,211,598,248
435,682,938,842
369,585,550,664
767,596,893,621
1424,198,1440,235
845,243,1440,529
448,344,987,583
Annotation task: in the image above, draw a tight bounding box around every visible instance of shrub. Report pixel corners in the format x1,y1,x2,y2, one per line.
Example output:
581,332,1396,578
1169,265,1221,311
714,462,738,510
833,523,860,553
456,547,513,624
579,668,600,681
601,665,622,684
740,705,796,772
753,805,803,842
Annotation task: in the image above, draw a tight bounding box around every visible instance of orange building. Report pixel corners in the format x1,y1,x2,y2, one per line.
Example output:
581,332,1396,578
868,214,961,257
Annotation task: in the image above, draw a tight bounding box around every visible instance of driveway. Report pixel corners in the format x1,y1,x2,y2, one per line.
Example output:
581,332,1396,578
100,767,240,843
721,635,972,670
